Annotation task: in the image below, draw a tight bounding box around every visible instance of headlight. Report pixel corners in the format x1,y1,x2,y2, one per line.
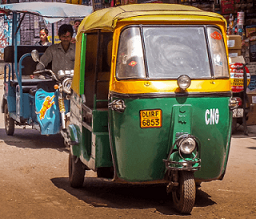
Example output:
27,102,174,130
65,70,71,76
179,137,196,154
62,78,72,94
57,70,65,79
177,75,191,91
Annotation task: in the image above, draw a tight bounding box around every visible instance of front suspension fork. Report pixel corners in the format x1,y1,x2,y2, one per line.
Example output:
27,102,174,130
58,95,66,129
166,170,179,193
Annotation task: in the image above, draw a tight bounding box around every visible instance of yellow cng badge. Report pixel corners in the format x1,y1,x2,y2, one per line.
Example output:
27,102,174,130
140,109,162,128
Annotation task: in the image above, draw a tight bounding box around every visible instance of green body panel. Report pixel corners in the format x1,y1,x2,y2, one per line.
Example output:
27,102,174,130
92,110,112,167
69,109,112,168
69,124,83,157
169,105,192,145
169,151,200,169
94,132,113,168
79,34,86,95
92,110,108,132
109,96,232,182
82,126,92,160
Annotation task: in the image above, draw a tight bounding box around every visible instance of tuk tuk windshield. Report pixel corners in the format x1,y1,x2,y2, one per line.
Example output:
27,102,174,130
116,25,228,80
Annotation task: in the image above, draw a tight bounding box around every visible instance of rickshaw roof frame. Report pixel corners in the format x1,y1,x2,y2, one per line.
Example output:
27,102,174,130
0,2,93,23
78,3,227,35
72,3,228,95
0,2,93,96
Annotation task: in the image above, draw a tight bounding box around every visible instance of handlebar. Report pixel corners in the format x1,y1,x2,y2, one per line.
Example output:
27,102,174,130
33,69,58,81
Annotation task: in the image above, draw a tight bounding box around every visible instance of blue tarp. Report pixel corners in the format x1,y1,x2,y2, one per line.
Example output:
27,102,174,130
0,2,93,23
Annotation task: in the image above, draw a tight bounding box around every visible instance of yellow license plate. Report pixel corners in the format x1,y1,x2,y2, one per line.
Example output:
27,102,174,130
140,109,162,128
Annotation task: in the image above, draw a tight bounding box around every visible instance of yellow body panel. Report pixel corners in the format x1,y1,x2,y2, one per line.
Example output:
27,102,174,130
111,80,231,94
72,32,83,94
109,19,229,94
72,3,230,94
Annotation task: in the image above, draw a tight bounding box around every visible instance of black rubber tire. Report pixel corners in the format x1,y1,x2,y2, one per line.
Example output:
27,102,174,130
4,104,15,136
172,171,196,214
68,152,85,188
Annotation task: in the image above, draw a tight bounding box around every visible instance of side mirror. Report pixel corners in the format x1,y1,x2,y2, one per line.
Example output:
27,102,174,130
31,49,40,62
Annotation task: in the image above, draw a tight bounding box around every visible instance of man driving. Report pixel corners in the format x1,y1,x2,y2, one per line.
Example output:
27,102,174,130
36,24,75,74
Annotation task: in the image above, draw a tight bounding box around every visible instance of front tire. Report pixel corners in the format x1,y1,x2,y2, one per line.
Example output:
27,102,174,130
172,171,196,214
4,104,15,136
69,152,85,188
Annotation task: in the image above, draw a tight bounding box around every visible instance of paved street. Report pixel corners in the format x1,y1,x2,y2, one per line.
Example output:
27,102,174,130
0,80,256,218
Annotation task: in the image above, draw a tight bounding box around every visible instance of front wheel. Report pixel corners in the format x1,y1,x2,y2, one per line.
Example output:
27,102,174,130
172,171,196,214
69,152,85,188
4,104,15,135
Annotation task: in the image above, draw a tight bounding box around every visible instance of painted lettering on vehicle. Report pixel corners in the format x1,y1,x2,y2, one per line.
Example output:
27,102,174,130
205,108,219,125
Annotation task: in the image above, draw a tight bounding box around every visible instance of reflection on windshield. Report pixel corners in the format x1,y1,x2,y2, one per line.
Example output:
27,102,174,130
207,27,229,78
143,27,210,79
116,27,146,79
116,26,228,80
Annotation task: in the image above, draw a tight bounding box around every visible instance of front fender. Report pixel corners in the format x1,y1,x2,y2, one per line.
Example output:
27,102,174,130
165,151,201,171
68,124,81,157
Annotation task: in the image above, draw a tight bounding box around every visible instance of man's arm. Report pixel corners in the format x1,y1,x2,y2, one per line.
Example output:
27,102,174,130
36,46,53,70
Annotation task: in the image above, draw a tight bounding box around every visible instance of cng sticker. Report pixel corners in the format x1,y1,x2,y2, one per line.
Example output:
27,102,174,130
205,108,219,125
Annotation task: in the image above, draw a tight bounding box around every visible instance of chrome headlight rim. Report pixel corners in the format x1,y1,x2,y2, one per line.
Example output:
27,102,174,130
64,70,74,78
62,78,72,94
57,70,65,80
178,137,196,155
64,70,71,76
176,134,199,160
177,75,191,91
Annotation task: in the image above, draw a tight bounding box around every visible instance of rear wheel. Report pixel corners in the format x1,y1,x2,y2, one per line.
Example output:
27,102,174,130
172,171,196,214
4,104,15,136
69,152,85,188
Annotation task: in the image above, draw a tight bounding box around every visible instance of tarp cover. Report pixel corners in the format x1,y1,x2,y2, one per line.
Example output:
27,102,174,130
0,2,93,23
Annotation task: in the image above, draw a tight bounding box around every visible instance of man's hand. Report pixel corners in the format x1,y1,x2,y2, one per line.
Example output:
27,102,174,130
39,75,46,79
71,37,76,43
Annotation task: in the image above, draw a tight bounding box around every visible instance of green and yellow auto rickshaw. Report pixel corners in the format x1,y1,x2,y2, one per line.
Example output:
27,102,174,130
67,3,236,214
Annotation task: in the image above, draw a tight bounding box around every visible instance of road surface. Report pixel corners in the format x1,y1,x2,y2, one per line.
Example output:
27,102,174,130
0,80,256,218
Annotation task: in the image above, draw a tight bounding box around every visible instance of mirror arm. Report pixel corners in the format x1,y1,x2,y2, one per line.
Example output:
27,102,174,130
38,61,45,68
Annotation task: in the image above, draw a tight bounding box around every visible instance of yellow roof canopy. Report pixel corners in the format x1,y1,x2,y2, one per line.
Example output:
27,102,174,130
78,3,226,34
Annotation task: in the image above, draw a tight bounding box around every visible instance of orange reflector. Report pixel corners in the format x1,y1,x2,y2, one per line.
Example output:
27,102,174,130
210,31,222,40
129,61,137,67
54,84,59,90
